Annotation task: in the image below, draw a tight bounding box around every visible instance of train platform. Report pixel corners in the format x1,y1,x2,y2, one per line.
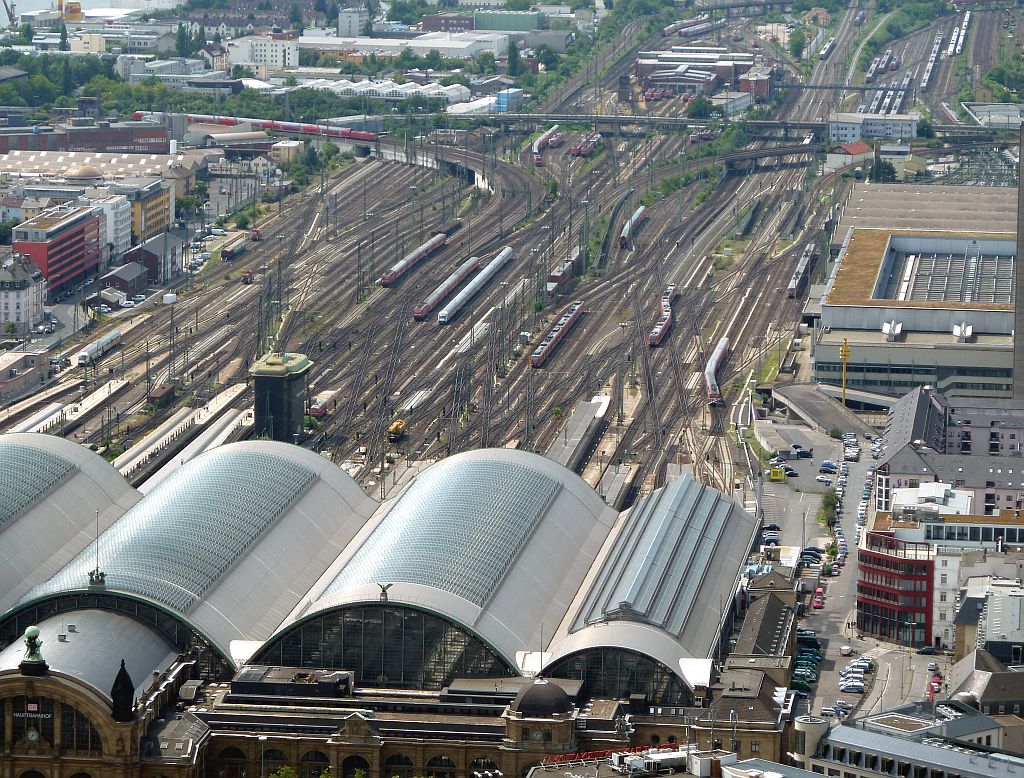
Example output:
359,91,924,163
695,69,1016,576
545,395,611,473
114,383,247,481
582,383,641,500
139,406,252,494
61,379,130,434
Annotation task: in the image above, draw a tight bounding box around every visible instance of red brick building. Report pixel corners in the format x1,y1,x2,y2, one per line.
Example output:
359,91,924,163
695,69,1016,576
13,205,102,299
0,119,169,154
421,12,474,31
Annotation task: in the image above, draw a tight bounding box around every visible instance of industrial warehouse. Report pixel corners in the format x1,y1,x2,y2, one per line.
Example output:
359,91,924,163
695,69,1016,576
809,180,1024,403
0,433,762,778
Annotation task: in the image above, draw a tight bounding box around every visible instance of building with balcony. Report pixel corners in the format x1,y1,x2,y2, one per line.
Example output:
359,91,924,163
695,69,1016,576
12,204,101,298
0,251,46,334
89,194,132,263
227,34,299,71
857,531,933,645
109,177,174,244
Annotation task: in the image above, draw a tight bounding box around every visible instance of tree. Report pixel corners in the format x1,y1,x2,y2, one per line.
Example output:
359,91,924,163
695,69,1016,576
476,50,496,74
268,767,299,778
534,43,558,70
305,142,319,168
423,48,442,70
235,212,250,229
5,322,16,335
19,23,33,41
789,28,806,60
213,31,222,43
871,158,897,183
687,95,714,119
314,0,327,14
59,23,68,51
507,40,521,76
289,3,304,28
176,23,191,57
916,118,934,138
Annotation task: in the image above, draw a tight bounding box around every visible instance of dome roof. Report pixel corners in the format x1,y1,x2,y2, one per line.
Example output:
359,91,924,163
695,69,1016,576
65,163,103,180
511,678,572,717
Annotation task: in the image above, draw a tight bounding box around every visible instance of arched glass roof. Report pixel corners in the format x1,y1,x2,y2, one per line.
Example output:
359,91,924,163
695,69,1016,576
321,456,560,608
20,447,317,613
0,440,75,530
0,433,140,615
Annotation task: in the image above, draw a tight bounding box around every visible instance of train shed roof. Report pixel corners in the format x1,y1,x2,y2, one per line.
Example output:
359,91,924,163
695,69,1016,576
0,434,140,614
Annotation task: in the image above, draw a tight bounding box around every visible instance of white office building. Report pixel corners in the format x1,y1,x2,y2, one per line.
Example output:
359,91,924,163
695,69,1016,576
828,111,919,143
337,6,369,36
228,35,299,70
88,194,132,262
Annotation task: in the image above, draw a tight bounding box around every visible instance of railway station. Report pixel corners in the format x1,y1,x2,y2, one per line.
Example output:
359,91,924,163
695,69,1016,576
0,433,761,778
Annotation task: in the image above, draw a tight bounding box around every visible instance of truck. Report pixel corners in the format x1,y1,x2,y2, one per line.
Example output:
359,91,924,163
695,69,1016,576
387,419,406,442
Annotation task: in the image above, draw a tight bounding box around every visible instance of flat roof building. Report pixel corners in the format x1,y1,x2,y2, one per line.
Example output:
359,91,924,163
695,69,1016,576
828,111,918,143
12,203,101,298
814,228,1016,399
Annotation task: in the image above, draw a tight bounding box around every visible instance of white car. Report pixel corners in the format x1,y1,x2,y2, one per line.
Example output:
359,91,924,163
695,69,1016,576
132,294,146,302
121,300,136,308
816,475,833,485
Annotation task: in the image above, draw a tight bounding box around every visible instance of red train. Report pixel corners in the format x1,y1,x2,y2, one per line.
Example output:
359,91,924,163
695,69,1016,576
531,300,585,368
131,112,378,141
379,233,448,287
648,283,676,347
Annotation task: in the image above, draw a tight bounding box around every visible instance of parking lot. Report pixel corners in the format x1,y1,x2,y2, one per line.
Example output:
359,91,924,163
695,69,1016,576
760,427,906,717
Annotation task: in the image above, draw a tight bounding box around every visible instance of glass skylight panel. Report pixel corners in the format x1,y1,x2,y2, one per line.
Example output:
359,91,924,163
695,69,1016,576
21,449,315,613
324,460,559,607
0,442,75,530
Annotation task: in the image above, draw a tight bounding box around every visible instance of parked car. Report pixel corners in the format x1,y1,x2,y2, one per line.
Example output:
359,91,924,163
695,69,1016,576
121,300,136,308
916,646,938,655
816,476,833,485
763,523,781,532
797,449,813,458
927,661,939,672
131,294,146,302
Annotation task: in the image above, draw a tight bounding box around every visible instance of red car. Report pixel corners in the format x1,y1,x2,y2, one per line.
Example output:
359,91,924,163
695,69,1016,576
813,596,825,609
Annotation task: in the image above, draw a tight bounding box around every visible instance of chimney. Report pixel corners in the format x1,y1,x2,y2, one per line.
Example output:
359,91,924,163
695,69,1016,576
1015,122,1024,405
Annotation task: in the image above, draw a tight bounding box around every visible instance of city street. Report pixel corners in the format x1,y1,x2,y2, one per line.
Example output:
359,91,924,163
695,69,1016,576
759,425,944,718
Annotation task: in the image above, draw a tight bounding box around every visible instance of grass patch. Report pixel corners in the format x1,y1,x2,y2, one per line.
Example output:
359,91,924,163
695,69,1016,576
712,255,734,272
818,488,838,527
743,427,774,464
758,343,788,384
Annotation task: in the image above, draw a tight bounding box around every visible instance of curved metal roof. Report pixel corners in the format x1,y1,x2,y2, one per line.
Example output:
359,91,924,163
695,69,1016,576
0,433,140,613
282,449,618,666
16,441,379,664
0,609,178,701
547,475,758,673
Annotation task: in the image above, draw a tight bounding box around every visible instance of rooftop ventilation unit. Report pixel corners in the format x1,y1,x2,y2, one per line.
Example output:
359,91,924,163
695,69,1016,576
882,321,903,341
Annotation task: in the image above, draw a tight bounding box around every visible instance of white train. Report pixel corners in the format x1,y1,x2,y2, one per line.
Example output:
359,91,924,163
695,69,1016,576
75,329,122,367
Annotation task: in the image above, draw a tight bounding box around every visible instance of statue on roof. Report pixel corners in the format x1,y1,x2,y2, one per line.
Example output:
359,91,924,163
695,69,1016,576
19,625,48,677
23,626,43,663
